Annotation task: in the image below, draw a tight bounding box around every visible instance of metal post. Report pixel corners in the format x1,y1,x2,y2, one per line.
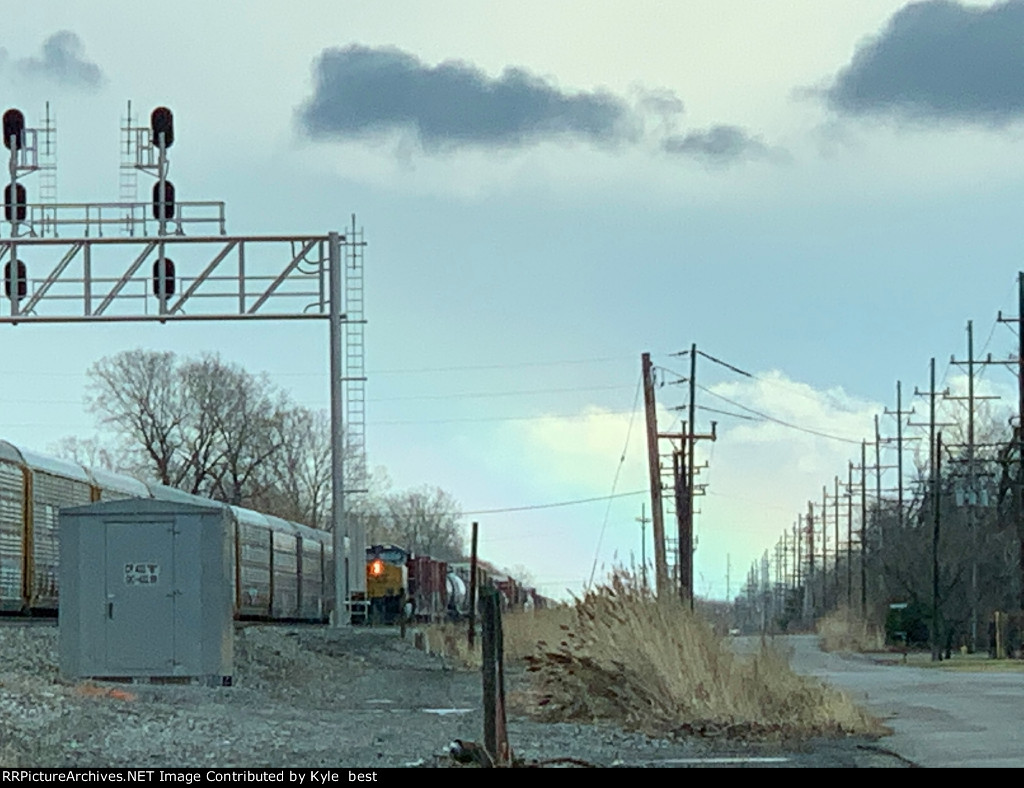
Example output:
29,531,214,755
157,133,168,237
328,230,347,627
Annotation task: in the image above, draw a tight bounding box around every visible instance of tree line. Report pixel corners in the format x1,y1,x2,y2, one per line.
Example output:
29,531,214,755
736,399,1023,653
56,349,466,562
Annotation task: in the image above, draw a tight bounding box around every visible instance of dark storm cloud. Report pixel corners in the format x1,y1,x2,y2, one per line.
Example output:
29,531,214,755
662,125,777,164
16,31,104,89
297,45,639,150
826,0,1024,123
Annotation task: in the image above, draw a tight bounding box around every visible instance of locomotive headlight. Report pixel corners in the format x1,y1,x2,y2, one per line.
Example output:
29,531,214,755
370,559,385,577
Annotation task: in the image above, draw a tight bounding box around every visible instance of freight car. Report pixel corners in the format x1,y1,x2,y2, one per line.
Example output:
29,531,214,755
363,544,456,624
0,439,334,621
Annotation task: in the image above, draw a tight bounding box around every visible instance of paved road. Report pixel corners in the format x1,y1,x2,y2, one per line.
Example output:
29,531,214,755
761,634,1024,768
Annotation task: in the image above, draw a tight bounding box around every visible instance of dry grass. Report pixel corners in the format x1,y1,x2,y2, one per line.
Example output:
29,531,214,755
426,573,884,741
420,604,575,668
817,607,885,653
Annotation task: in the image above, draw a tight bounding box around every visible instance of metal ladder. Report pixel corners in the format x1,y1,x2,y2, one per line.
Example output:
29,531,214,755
344,215,367,493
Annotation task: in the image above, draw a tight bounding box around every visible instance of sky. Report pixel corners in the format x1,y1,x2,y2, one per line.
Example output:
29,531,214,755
3,0,1024,600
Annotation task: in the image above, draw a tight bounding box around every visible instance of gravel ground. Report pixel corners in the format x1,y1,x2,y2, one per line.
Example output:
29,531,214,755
0,622,912,768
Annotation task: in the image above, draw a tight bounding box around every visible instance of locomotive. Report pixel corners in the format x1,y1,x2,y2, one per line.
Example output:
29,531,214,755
362,544,548,625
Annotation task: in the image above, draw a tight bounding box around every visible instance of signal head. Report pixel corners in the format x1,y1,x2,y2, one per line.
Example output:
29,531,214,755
150,106,174,148
2,109,25,150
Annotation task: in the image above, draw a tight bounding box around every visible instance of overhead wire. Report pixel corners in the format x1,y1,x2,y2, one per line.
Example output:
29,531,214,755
463,488,647,516
696,384,865,445
587,373,644,590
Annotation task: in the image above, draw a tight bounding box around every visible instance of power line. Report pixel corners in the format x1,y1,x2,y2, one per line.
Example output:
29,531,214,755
463,488,647,515
370,409,638,426
589,374,645,588
697,350,754,378
368,383,633,403
697,384,865,445
371,355,632,375
697,404,761,422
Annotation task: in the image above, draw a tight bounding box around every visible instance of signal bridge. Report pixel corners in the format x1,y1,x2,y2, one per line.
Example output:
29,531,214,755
1,102,367,627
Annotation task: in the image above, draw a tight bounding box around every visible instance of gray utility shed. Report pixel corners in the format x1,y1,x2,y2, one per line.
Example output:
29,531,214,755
59,498,233,684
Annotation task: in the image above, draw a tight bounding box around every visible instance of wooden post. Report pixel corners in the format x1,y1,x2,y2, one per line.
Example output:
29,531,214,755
468,521,479,649
481,587,497,765
480,586,511,767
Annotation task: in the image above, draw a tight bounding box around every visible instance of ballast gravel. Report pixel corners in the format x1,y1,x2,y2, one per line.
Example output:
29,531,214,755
0,622,907,768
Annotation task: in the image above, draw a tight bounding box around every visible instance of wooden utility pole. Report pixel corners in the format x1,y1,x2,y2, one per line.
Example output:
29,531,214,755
687,342,697,607
642,352,669,597
883,381,915,530
821,484,829,611
636,504,650,592
860,442,867,617
996,272,1024,611
468,521,479,649
670,344,717,607
846,464,855,607
948,322,1000,651
806,502,815,616
833,475,841,605
911,357,954,653
933,433,943,662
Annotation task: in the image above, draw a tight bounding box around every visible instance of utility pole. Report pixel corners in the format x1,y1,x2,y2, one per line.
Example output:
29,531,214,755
636,504,650,592
865,414,898,603
910,357,954,652
641,352,669,597
821,484,829,611
995,271,1024,611
806,501,815,617
688,342,698,607
933,433,943,661
792,520,800,602
834,475,841,605
883,381,915,530
948,321,1000,651
671,344,717,607
860,441,867,617
846,463,855,607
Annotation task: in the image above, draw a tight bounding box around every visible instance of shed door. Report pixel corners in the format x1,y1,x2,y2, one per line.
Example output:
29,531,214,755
104,521,175,672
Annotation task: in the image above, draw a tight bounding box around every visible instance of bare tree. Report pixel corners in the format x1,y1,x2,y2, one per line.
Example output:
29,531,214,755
50,435,121,472
377,485,465,562
86,349,186,485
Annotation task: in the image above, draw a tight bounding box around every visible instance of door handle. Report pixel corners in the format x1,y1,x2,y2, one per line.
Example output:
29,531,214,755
107,601,113,619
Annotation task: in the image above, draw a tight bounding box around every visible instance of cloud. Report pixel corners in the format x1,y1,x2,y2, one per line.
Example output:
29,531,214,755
297,44,639,151
496,371,885,600
16,31,104,89
826,0,1024,124
662,124,783,165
